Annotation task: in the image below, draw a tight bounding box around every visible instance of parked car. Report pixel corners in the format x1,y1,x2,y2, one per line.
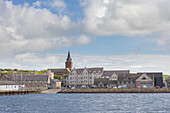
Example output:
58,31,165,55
138,86,142,88
81,86,86,88
113,86,117,89
155,86,160,89
143,85,147,88
118,85,122,88
71,87,76,89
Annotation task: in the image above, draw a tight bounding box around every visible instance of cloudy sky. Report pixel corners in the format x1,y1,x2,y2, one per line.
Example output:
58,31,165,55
1,0,170,74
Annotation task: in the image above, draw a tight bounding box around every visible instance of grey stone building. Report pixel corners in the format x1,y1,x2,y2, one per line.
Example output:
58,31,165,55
11,73,48,88
138,72,163,88
66,67,104,87
165,77,170,88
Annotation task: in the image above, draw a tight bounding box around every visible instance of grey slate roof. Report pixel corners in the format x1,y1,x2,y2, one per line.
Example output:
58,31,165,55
118,73,154,81
103,70,130,76
11,74,48,81
94,78,109,85
8,73,36,76
118,74,142,81
0,81,19,85
137,72,163,77
74,67,104,73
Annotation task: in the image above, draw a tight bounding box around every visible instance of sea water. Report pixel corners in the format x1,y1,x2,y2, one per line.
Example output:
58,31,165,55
0,93,169,113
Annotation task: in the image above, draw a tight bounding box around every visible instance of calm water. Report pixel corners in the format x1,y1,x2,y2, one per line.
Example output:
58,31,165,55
0,93,170,113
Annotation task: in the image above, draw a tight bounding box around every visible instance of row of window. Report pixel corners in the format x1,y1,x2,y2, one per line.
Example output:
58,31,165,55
70,77,92,80
70,72,101,76
69,80,92,84
5,85,17,88
119,81,135,84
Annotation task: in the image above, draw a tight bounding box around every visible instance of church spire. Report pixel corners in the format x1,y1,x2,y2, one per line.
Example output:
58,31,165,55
66,50,72,62
65,50,73,71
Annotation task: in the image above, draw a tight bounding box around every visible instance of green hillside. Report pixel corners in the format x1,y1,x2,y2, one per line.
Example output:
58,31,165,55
163,75,170,79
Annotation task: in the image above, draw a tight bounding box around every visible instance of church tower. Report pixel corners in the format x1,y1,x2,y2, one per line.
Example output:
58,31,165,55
65,51,73,71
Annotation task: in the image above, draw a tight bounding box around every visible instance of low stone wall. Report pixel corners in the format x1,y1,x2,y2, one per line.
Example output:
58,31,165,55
58,88,170,93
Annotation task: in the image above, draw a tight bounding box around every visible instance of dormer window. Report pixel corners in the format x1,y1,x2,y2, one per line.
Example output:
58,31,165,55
142,77,146,80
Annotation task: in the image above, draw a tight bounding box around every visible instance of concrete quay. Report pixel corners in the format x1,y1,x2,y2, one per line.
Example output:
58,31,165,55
41,89,61,94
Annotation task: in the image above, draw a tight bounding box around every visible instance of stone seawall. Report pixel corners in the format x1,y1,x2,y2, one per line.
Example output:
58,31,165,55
58,88,170,93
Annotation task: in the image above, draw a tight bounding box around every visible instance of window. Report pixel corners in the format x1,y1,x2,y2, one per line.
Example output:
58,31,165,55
120,81,121,84
90,77,92,79
128,81,131,84
124,81,126,84
142,77,146,80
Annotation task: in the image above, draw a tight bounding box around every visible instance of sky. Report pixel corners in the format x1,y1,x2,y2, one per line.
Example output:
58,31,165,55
1,0,170,74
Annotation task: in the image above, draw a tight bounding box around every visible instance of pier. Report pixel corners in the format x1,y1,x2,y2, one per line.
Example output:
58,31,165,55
0,90,40,96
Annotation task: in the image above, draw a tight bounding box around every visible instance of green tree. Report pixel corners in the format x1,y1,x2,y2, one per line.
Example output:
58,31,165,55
14,69,18,71
63,74,68,79
54,75,62,80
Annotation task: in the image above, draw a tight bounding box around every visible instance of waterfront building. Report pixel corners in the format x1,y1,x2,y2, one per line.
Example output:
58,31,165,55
66,67,103,87
94,78,109,88
118,73,154,88
137,72,163,88
11,73,48,87
94,73,154,88
165,77,170,88
9,72,54,90
50,79,61,89
0,75,24,91
0,81,24,91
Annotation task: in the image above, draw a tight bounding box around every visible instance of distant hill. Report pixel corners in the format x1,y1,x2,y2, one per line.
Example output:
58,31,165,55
163,75,170,79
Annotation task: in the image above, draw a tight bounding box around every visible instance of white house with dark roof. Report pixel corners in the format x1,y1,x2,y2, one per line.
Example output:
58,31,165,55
0,81,24,91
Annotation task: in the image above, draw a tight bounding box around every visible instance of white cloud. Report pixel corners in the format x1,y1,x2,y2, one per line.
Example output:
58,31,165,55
43,0,66,13
0,0,90,56
81,0,170,39
1,53,170,74
33,1,41,7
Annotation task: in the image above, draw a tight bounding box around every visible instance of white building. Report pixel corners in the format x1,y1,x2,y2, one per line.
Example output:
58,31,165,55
0,81,24,91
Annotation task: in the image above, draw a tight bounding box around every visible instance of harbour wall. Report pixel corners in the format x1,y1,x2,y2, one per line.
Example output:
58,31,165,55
58,88,170,93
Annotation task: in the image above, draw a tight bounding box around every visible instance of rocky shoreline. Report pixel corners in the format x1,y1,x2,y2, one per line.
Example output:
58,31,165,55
58,88,170,93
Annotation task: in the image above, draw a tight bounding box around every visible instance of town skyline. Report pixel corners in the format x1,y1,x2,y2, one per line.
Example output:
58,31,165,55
0,0,170,74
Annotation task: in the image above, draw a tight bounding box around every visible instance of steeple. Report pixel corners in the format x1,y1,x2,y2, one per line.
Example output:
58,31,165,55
65,50,73,71
66,50,72,62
